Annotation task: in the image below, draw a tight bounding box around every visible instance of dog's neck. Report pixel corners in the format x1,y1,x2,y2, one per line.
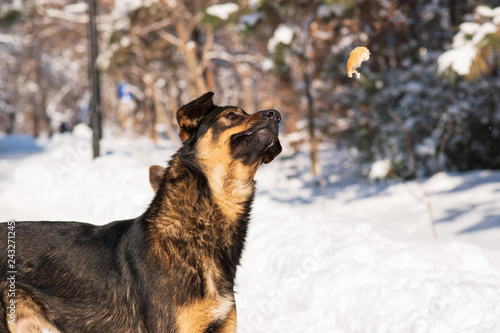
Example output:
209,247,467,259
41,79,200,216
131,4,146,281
144,153,254,270
198,158,258,222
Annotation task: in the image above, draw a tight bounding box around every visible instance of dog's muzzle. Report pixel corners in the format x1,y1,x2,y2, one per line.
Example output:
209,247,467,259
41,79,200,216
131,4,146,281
262,109,281,123
260,109,282,164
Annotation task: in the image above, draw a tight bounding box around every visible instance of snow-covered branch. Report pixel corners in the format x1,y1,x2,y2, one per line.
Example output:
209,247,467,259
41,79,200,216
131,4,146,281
0,34,30,46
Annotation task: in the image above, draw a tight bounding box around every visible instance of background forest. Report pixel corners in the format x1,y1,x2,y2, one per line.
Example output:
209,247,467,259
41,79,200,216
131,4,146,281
1,0,500,179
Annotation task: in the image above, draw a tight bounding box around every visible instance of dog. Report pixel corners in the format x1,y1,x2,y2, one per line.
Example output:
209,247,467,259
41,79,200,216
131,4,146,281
0,92,282,333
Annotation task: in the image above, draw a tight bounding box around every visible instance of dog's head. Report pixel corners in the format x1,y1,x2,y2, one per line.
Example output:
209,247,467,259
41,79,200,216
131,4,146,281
173,92,281,217
177,92,282,168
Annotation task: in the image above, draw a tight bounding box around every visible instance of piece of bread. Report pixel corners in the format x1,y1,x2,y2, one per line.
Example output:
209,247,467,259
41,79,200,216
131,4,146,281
347,46,371,78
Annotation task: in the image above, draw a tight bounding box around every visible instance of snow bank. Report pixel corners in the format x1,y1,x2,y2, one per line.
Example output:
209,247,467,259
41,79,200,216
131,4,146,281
1,129,499,332
237,200,500,332
0,126,170,223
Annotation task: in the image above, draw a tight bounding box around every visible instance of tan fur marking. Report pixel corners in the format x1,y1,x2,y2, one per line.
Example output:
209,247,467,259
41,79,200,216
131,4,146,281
205,265,220,296
212,295,235,324
176,296,235,333
217,305,237,333
7,292,60,333
196,125,260,221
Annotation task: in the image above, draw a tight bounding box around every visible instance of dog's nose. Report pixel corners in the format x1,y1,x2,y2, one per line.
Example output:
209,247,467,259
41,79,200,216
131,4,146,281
263,109,281,122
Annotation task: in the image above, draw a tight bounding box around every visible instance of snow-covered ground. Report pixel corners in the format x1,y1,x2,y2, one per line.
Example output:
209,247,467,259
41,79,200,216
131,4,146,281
1,126,499,332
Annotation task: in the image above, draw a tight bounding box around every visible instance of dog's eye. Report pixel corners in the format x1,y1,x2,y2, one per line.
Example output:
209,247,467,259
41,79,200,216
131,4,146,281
225,112,239,120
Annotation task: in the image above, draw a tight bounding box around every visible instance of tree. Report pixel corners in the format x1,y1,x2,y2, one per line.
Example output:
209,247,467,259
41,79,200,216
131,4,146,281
0,1,89,136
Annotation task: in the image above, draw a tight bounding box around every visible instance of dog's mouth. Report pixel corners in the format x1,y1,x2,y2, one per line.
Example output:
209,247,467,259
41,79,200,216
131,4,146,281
232,109,281,142
255,128,280,151
233,126,276,144
230,110,282,165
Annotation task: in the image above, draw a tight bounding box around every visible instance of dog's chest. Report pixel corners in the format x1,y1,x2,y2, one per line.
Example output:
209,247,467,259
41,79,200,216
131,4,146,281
204,266,234,319
175,267,235,332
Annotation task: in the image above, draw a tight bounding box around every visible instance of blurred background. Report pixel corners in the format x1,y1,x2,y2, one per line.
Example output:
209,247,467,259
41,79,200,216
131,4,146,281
2,3,500,330
1,0,499,179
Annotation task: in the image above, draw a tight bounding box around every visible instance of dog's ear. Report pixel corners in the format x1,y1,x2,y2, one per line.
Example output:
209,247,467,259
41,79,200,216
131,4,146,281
176,92,216,142
149,165,166,192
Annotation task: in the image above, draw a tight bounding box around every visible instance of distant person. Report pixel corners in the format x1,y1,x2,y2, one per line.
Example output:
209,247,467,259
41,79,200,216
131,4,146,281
118,81,136,130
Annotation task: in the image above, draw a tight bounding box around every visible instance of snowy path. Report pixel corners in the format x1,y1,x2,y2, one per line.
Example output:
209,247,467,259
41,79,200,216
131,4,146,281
238,195,500,332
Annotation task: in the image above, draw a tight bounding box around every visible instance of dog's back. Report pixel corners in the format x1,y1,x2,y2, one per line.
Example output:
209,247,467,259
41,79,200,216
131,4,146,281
0,219,157,332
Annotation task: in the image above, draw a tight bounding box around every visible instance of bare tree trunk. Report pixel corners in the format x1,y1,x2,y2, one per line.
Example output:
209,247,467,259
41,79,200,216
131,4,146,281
437,121,453,174
35,56,53,137
150,100,157,143
28,55,51,138
143,73,159,143
172,7,208,98
389,111,438,240
155,85,181,147
299,7,321,178
39,84,53,137
88,0,102,158
235,63,255,112
205,62,216,92
7,113,16,134
303,66,320,176
290,4,322,178
149,74,181,146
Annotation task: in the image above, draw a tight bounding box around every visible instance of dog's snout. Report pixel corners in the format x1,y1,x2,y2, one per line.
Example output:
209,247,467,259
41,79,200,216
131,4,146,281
263,109,281,122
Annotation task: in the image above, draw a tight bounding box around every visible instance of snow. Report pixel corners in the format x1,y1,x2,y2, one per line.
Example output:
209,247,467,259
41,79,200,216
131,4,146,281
438,40,477,76
248,0,261,11
239,13,262,30
459,22,480,35
316,3,345,18
206,3,239,21
112,0,158,16
1,128,500,332
472,22,498,44
267,24,294,53
476,5,500,18
438,6,500,76
63,3,88,14
368,159,391,180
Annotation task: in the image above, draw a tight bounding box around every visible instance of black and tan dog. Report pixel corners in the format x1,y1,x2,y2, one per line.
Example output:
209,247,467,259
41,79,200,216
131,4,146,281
0,92,282,333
